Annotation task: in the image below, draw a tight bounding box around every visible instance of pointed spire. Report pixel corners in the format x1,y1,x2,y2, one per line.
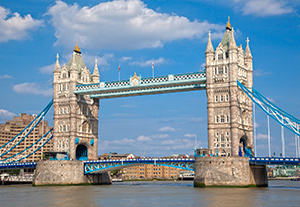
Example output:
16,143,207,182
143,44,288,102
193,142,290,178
54,53,61,72
92,59,100,83
228,28,237,50
93,59,100,76
205,31,214,53
245,37,253,58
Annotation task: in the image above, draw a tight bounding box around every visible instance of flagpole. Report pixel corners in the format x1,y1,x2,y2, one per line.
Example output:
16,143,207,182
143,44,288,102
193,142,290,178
118,64,120,81
152,60,154,78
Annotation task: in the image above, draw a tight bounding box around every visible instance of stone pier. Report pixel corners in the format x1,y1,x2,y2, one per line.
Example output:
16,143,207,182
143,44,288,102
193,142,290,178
33,160,111,186
194,157,268,187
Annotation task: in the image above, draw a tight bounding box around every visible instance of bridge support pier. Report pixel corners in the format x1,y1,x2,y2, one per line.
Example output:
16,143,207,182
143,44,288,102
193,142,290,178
194,157,268,187
33,160,112,186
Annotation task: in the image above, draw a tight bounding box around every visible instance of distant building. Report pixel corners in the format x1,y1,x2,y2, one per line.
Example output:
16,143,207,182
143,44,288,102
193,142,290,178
122,164,191,180
0,113,53,162
272,165,300,177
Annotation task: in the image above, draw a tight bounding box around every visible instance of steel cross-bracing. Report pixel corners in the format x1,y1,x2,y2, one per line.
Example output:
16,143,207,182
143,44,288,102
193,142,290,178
0,100,53,159
74,72,206,99
0,129,53,164
237,81,300,137
83,158,195,174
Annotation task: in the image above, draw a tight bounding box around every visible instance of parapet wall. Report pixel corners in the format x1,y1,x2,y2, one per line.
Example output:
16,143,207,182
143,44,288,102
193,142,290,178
33,160,111,186
194,156,268,187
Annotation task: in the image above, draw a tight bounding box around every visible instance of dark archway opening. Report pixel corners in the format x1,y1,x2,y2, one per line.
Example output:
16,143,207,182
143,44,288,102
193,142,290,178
76,144,88,161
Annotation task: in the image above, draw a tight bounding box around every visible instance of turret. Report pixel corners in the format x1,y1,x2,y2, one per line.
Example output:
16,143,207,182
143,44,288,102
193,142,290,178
53,53,61,83
92,59,100,83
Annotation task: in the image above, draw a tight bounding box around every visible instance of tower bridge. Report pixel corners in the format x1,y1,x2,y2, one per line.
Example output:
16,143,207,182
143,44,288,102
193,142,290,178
1,19,300,187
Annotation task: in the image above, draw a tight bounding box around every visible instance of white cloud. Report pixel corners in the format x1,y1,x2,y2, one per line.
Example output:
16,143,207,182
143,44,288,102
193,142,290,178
150,134,169,139
253,69,272,76
130,57,166,67
159,126,176,132
256,133,271,140
46,0,223,50
0,6,43,42
184,134,197,138
190,117,204,123
235,0,294,17
0,109,15,122
12,82,52,96
0,74,12,79
137,135,152,142
39,63,55,75
120,56,132,62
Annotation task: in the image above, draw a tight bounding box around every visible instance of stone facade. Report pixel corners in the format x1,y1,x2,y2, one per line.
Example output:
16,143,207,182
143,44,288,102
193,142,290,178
53,44,100,160
33,160,111,185
194,156,267,187
205,19,254,157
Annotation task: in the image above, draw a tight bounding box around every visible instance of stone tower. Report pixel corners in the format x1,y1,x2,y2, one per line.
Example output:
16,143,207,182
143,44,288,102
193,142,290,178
53,43,100,160
205,18,254,157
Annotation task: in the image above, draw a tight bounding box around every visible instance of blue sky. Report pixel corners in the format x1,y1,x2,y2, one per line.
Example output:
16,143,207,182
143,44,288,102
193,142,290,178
0,0,300,157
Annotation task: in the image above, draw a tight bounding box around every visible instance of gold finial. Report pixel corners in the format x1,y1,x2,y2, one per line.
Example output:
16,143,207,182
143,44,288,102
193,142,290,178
133,72,138,78
226,16,232,30
74,41,81,53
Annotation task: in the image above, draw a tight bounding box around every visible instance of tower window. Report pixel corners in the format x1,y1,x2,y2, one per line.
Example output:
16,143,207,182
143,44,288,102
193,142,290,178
220,95,224,102
219,67,223,74
218,54,223,60
224,67,228,74
221,116,225,123
225,94,229,102
215,95,218,102
214,68,218,75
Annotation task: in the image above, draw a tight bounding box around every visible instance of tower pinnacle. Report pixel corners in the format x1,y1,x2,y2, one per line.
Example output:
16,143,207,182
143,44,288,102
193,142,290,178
226,16,232,31
205,31,214,53
74,41,81,54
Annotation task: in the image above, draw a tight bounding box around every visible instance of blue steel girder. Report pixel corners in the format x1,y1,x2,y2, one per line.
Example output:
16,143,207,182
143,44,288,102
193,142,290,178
249,157,300,165
74,72,206,99
84,158,195,174
237,80,300,136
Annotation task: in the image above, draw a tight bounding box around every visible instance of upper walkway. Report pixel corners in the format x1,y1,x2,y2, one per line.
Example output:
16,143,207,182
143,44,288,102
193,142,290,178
74,72,206,99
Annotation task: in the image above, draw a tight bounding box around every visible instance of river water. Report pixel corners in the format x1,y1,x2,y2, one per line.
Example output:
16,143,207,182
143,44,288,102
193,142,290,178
0,180,300,207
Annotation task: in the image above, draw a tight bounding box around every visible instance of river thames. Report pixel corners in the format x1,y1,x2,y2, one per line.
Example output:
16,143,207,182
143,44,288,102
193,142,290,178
1,180,300,207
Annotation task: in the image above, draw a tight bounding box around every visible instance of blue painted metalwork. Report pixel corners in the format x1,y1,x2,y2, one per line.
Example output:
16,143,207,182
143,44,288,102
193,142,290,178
74,72,206,99
237,81,300,136
75,137,79,144
249,157,300,165
0,162,36,170
1,129,53,163
83,158,195,174
0,100,53,158
76,145,88,161
90,139,94,146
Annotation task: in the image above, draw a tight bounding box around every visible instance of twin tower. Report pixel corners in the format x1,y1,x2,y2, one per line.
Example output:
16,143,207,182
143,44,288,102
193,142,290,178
52,19,254,161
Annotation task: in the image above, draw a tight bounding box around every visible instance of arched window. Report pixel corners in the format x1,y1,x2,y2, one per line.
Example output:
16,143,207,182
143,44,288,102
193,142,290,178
220,95,224,102
215,95,218,102
225,94,229,102
221,115,225,123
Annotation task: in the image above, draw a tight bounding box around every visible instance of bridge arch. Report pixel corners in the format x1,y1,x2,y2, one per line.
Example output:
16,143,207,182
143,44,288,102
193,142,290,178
76,144,88,161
